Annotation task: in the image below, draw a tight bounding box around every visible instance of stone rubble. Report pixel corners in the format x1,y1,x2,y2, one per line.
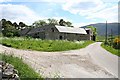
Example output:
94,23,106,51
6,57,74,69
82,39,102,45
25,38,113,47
0,61,20,80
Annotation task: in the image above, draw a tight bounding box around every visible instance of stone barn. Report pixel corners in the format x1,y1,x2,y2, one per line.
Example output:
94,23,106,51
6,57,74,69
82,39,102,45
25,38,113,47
20,25,93,41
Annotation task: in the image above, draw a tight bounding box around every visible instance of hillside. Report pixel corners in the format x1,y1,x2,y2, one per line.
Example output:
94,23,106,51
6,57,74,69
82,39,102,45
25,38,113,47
81,23,119,36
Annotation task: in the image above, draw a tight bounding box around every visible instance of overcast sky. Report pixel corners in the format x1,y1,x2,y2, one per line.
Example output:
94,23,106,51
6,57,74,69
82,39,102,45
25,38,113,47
0,0,119,27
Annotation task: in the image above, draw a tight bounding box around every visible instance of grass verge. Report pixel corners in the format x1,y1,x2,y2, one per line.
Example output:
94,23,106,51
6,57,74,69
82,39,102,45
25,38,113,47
0,37,94,52
0,53,43,80
101,43,120,56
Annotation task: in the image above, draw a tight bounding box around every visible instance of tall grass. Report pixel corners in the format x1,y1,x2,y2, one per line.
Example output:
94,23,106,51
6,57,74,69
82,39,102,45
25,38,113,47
0,53,43,80
0,37,94,52
101,43,119,56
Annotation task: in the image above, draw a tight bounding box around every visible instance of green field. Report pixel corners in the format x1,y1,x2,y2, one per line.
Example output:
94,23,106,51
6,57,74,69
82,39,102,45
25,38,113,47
96,35,119,42
0,53,43,80
0,37,94,52
101,43,119,56
96,36,105,42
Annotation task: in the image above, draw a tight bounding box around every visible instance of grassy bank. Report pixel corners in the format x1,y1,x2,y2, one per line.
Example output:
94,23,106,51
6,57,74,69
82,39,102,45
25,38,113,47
0,53,43,80
0,37,94,52
101,43,119,56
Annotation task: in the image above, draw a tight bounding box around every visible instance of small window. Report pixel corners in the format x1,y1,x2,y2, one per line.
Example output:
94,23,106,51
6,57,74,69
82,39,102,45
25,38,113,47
51,28,54,32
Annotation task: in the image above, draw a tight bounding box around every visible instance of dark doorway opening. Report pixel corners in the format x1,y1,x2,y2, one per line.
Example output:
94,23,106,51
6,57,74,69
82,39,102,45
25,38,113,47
93,35,96,41
59,35,63,40
86,30,90,34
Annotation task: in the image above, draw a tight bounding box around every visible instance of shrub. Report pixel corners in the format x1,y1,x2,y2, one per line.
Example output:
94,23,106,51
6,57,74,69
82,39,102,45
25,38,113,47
6,32,14,37
113,37,120,49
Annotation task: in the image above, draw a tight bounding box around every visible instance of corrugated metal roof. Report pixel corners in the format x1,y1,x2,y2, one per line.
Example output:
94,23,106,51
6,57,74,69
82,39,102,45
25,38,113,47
55,25,87,34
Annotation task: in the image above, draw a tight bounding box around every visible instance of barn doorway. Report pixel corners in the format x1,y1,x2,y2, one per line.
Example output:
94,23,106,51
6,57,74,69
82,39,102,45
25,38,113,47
59,35,63,40
93,35,96,41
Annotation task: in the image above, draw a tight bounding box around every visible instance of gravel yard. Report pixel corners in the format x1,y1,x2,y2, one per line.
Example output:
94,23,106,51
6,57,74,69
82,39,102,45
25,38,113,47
0,42,118,78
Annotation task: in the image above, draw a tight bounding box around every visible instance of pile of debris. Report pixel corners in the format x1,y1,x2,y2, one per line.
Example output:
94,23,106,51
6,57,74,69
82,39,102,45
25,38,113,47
0,61,20,80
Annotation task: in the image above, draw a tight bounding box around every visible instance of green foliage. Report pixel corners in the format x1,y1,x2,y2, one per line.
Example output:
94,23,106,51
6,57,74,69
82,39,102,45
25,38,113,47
2,24,15,37
59,19,65,26
101,43,119,56
13,22,18,29
0,53,43,79
102,36,120,56
0,33,3,37
96,36,105,42
87,26,97,41
1,18,73,38
32,19,58,27
59,19,73,27
0,37,94,52
113,37,120,49
64,21,72,27
32,18,73,27
87,26,97,36
47,18,58,25
32,20,47,27
1,19,27,37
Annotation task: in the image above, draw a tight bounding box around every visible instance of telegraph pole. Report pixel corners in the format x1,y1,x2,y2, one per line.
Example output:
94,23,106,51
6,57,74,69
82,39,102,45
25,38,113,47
110,29,113,47
105,21,108,44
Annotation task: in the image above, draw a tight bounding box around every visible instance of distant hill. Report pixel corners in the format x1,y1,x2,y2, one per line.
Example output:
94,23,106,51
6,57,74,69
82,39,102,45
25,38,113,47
81,23,119,36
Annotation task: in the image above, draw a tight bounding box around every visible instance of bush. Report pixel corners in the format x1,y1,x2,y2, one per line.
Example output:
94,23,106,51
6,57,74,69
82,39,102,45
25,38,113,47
0,33,3,37
113,37,120,49
5,32,14,37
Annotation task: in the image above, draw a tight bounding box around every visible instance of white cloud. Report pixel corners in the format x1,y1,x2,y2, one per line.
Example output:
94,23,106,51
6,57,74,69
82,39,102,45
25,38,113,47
0,4,43,25
87,5,118,22
0,0,12,3
62,0,105,14
62,0,118,22
38,0,67,3
0,3,74,26
3,0,118,3
1,0,67,3
0,0,118,27
52,17,73,22
101,0,119,3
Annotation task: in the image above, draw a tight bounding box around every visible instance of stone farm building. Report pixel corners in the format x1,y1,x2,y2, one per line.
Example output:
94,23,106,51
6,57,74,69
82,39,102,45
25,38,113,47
19,25,93,41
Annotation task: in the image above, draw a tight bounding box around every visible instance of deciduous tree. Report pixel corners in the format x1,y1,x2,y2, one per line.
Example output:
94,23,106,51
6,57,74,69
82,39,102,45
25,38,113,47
47,18,58,25
32,20,47,27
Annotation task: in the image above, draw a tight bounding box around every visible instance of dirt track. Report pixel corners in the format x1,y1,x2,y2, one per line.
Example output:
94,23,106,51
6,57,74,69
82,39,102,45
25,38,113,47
0,42,118,78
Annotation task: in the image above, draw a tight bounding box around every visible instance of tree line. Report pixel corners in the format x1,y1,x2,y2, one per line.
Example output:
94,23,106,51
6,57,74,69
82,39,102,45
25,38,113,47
0,19,29,37
32,18,73,27
0,18,73,37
